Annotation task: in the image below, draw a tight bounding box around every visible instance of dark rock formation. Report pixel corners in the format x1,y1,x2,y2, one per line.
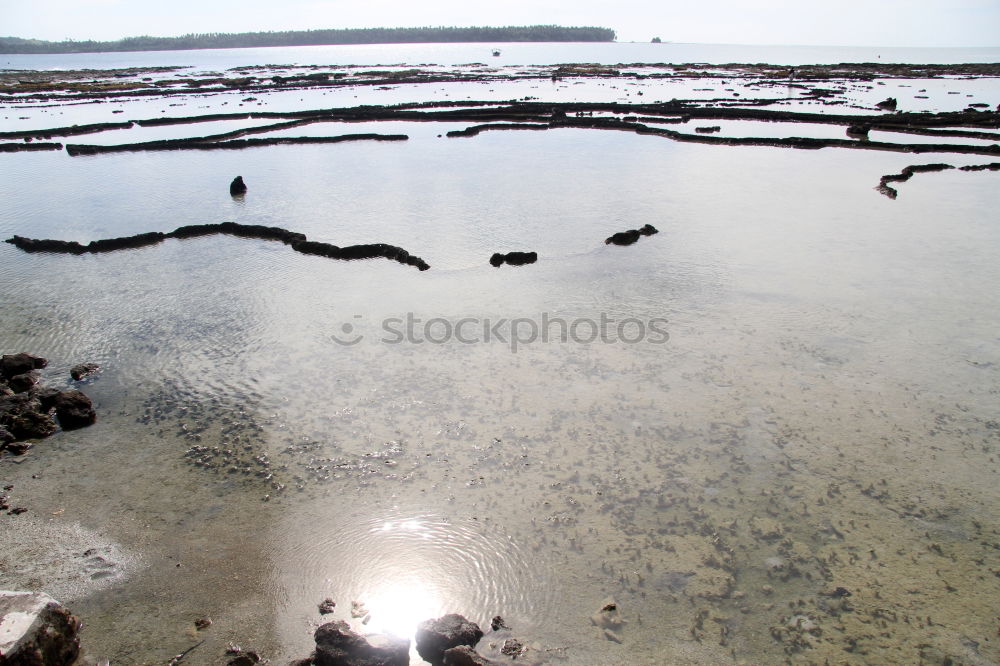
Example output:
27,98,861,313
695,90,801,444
7,372,39,394
876,163,955,199
695,125,721,133
605,223,659,246
7,223,431,271
70,363,100,381
87,232,165,253
0,591,81,665
489,251,537,267
0,354,97,452
876,97,898,111
318,599,336,615
230,176,247,195
442,645,501,666
959,162,1000,172
308,620,409,666
0,394,58,441
52,390,97,430
1,353,47,379
415,614,484,665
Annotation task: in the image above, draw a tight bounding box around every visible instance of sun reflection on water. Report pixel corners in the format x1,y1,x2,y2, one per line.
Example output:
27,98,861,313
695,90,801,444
355,519,447,639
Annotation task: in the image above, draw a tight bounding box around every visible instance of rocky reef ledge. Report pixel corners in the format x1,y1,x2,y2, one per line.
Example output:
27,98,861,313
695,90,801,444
5,222,431,271
0,353,97,455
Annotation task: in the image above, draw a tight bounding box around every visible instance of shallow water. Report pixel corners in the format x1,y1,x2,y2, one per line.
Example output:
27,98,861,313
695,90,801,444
1,47,999,666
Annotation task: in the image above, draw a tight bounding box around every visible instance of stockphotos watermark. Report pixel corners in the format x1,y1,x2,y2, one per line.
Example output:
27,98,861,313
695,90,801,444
330,312,669,352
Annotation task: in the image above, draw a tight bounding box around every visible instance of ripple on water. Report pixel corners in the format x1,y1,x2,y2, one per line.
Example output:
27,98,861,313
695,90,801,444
276,509,558,643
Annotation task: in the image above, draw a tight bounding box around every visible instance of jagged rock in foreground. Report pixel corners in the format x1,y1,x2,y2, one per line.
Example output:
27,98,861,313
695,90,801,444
299,620,409,666
0,591,81,665
415,614,484,665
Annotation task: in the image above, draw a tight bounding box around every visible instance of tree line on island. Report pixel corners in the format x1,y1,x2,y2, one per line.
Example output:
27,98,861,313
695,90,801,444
0,25,616,54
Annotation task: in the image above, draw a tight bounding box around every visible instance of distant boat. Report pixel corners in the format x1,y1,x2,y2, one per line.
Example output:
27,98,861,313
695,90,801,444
492,49,501,57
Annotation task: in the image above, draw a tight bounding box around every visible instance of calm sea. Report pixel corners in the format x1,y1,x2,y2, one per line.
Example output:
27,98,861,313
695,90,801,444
4,40,1000,71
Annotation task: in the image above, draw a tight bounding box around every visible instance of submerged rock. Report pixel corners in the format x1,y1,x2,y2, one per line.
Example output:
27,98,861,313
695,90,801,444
52,390,96,430
0,590,81,665
415,614,484,664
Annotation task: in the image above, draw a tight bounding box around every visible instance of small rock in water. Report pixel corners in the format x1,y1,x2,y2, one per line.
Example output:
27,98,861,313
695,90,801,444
70,363,100,381
415,614,484,664
350,600,368,618
318,598,336,615
230,176,247,196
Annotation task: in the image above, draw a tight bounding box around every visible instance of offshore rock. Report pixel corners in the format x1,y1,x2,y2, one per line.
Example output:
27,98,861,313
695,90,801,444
230,176,248,195
70,363,100,381
605,224,659,246
311,620,409,666
489,251,537,267
415,614,484,665
876,97,898,111
0,590,82,665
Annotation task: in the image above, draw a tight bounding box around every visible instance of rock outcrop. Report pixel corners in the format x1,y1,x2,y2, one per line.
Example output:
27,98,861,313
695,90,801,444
415,614,484,665
605,224,658,246
0,354,97,453
489,251,537,267
0,591,81,665
6,223,431,271
230,175,247,195
307,620,409,666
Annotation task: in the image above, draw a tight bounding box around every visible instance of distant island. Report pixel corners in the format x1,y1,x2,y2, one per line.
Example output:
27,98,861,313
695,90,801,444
0,25,616,54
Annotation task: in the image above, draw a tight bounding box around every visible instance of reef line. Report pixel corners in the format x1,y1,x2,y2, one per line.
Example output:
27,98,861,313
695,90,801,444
5,222,430,270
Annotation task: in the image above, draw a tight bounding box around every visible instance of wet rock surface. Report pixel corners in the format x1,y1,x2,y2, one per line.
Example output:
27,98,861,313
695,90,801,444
0,590,81,665
69,363,100,381
307,620,409,666
0,354,97,452
415,614,484,664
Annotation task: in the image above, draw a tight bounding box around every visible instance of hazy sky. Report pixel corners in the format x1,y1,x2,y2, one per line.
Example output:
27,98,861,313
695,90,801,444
3,0,999,46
